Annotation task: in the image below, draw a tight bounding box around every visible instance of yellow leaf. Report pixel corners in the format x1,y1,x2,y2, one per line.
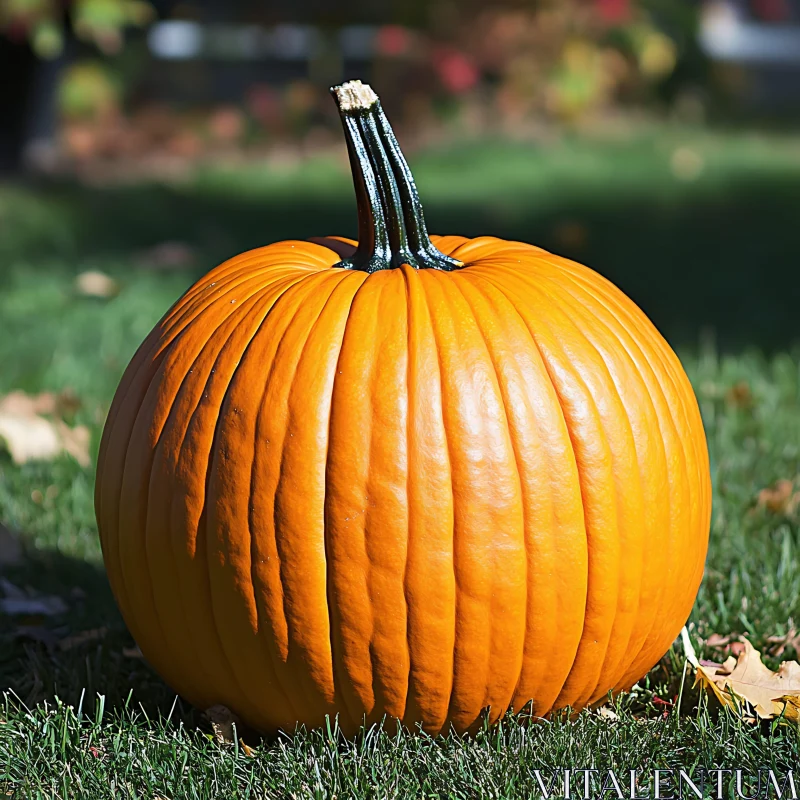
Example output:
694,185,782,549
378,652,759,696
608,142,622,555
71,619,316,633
693,638,800,721
240,738,255,756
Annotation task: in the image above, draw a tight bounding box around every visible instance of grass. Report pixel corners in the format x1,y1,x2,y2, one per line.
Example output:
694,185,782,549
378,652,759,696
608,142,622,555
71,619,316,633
2,123,800,796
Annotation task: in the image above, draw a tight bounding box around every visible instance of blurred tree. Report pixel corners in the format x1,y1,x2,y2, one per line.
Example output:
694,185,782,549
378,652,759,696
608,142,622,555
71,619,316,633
0,0,153,170
0,0,154,59
0,34,38,170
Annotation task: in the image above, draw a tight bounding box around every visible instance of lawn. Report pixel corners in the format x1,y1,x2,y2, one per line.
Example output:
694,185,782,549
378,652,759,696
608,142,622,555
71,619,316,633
2,125,800,797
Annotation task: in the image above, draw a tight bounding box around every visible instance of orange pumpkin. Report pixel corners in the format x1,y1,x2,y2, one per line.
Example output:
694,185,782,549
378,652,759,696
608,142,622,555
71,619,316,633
95,81,711,736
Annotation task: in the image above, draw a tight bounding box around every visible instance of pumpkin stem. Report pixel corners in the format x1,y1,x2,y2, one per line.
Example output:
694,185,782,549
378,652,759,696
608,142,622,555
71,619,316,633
330,80,462,273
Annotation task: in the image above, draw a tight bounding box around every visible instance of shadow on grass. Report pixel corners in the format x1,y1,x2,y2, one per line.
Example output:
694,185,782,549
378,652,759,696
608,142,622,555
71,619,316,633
0,549,196,725
6,164,800,353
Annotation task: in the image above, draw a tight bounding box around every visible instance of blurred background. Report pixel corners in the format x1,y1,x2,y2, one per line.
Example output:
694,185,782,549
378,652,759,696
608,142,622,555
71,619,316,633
1,0,799,350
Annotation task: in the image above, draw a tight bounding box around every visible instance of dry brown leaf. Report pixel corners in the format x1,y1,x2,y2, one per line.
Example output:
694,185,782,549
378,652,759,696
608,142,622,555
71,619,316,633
0,391,90,466
695,638,800,721
134,241,195,271
0,391,58,416
756,479,800,516
705,633,746,658
705,633,732,648
13,625,61,650
59,627,108,651
767,625,800,658
0,389,80,418
759,479,793,511
75,270,119,298
205,704,239,744
55,420,91,467
725,381,754,409
55,388,82,418
553,219,588,250
729,641,747,657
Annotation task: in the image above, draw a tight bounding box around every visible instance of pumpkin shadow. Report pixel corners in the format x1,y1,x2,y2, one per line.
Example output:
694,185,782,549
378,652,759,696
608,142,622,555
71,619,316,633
0,545,202,727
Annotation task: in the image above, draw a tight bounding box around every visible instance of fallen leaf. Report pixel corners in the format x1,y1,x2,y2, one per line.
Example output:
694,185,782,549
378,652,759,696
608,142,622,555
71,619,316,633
134,241,195,271
756,479,800,516
596,705,618,720
55,388,82,418
553,220,588,251
0,391,57,416
0,523,23,567
682,627,745,711
729,641,747,657
705,633,746,658
13,625,61,650
778,695,800,719
59,627,108,651
0,391,90,466
670,147,704,181
75,270,119,298
766,625,800,659
205,704,239,744
0,578,68,617
692,636,800,721
240,738,255,756
0,389,80,418
55,420,91,467
0,412,61,464
725,381,754,409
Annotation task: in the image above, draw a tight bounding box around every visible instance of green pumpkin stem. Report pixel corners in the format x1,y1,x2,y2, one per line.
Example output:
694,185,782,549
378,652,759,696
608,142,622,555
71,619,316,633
330,81,462,273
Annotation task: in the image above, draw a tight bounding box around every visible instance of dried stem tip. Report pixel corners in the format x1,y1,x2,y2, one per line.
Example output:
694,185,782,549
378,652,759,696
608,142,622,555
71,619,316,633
333,80,379,111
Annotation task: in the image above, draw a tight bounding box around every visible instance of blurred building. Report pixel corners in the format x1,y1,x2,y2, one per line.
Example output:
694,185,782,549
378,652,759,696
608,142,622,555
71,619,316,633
2,0,800,173
699,0,800,111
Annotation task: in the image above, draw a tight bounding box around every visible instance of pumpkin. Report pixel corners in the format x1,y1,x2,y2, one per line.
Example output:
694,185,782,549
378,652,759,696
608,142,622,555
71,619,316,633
95,80,711,736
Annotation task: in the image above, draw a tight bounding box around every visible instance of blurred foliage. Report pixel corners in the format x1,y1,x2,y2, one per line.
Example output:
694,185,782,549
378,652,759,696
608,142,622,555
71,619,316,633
1,0,712,171
0,0,153,59
445,0,694,122
57,61,121,120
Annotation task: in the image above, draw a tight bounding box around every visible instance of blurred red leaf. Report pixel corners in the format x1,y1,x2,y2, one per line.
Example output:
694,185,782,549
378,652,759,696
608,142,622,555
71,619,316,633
433,48,480,94
595,0,631,23
376,25,411,57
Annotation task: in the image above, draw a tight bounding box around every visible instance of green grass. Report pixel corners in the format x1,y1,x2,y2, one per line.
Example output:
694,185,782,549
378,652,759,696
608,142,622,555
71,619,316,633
2,125,800,796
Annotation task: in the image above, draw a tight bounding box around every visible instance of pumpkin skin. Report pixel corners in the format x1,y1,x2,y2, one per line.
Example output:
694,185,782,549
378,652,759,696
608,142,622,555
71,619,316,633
95,84,711,737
